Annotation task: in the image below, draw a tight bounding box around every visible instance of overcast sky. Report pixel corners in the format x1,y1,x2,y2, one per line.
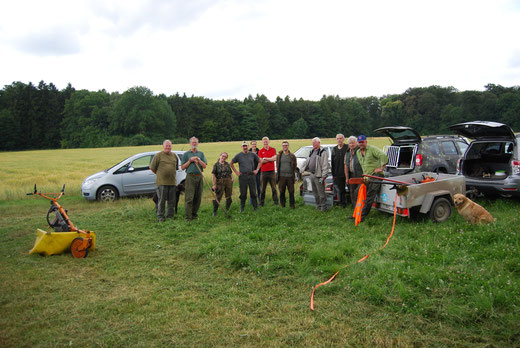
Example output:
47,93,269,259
1,0,519,100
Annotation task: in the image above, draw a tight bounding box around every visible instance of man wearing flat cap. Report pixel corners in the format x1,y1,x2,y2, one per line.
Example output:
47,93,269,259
356,135,388,222
231,141,262,212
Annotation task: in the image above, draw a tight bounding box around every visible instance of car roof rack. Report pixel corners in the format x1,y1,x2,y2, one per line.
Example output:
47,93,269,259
422,135,462,140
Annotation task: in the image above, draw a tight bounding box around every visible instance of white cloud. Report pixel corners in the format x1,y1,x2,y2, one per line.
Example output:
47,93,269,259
0,0,519,99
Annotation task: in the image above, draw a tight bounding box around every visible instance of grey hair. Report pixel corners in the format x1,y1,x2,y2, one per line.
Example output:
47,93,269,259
163,139,172,145
312,137,321,143
336,134,345,139
347,136,357,143
189,136,199,142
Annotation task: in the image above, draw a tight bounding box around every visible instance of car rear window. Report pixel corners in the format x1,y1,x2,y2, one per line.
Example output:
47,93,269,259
456,141,468,154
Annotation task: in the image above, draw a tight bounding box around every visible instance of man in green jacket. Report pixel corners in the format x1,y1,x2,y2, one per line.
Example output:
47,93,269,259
356,135,388,222
181,137,207,221
150,140,178,222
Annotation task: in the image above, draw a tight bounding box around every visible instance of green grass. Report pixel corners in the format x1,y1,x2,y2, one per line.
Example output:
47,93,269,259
1,140,519,347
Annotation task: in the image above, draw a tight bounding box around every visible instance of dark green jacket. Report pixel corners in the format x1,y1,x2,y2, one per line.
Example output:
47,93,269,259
345,147,363,179
276,150,297,181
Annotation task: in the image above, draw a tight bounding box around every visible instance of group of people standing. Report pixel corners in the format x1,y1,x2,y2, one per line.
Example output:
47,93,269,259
150,136,298,221
150,134,388,223
330,134,388,222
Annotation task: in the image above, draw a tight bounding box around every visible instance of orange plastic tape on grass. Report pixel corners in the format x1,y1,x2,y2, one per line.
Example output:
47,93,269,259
310,194,398,311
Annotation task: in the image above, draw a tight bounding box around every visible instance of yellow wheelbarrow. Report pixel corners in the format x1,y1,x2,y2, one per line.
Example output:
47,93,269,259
27,185,96,258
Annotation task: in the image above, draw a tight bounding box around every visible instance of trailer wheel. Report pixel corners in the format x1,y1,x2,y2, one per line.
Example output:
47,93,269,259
429,197,451,223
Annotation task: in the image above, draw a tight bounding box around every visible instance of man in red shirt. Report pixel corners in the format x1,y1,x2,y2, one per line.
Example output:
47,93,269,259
258,136,279,206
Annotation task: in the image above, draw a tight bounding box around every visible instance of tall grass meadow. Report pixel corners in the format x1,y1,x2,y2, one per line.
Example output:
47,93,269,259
1,137,518,346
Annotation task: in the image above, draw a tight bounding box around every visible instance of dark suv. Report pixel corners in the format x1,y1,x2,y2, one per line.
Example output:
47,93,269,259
449,121,520,198
375,126,469,176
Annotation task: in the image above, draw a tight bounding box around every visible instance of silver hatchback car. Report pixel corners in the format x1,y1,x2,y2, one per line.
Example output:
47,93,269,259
81,151,187,201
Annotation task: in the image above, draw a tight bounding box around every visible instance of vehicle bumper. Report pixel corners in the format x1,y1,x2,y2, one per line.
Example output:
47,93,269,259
465,176,520,196
81,186,97,200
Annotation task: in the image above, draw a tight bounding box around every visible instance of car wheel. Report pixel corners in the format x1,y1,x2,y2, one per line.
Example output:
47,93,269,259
429,197,451,223
96,185,119,202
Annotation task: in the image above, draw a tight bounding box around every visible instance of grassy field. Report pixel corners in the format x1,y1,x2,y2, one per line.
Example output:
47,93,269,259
1,138,519,347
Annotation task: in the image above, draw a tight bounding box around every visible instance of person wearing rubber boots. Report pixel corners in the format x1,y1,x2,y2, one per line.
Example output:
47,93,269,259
181,137,207,221
276,140,297,209
211,152,233,216
150,139,178,222
231,141,261,212
355,135,388,222
250,140,261,203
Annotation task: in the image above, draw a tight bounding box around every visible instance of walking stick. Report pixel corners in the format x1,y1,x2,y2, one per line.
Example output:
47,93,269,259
193,160,231,218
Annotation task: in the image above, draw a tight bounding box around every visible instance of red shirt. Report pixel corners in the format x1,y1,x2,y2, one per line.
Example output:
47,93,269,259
258,146,276,172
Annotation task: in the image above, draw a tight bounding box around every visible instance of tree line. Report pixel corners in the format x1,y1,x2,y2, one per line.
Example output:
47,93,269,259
1,81,519,151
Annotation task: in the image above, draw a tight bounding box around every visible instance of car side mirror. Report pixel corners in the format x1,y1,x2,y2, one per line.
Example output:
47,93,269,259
128,166,135,172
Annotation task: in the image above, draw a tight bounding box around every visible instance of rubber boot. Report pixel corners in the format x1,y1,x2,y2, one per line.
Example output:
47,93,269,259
225,198,232,212
212,200,218,216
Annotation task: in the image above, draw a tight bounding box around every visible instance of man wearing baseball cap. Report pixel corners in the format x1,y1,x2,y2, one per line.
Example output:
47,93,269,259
231,141,261,212
355,135,388,222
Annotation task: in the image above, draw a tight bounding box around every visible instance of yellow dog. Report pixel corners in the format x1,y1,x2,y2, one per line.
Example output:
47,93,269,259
453,193,494,224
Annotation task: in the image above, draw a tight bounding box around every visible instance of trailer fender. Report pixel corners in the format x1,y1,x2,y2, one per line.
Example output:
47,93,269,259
419,190,453,214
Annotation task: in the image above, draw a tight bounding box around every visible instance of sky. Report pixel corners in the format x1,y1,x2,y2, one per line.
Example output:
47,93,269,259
1,0,520,101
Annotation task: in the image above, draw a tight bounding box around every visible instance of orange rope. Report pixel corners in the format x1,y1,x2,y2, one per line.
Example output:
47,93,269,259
310,192,398,311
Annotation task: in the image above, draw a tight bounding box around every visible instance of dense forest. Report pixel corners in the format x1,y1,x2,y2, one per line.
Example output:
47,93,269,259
1,81,519,151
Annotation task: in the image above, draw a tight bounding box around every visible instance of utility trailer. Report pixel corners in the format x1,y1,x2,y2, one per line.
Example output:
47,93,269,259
373,172,465,222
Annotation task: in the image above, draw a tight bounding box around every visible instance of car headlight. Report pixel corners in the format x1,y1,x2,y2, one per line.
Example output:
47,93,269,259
82,178,98,189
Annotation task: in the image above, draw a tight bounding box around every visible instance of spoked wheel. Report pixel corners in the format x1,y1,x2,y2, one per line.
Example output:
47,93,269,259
96,185,119,202
71,237,89,258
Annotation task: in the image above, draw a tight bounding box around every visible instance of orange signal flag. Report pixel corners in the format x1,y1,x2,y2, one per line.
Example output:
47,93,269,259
353,183,366,226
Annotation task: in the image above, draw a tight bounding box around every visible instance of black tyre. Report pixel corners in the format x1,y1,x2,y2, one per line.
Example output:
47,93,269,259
96,185,119,202
429,197,452,223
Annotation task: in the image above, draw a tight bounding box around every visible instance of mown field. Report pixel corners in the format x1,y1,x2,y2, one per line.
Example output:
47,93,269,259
1,138,519,347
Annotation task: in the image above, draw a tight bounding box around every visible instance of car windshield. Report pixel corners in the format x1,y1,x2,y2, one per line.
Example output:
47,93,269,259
105,157,131,172
294,147,313,158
